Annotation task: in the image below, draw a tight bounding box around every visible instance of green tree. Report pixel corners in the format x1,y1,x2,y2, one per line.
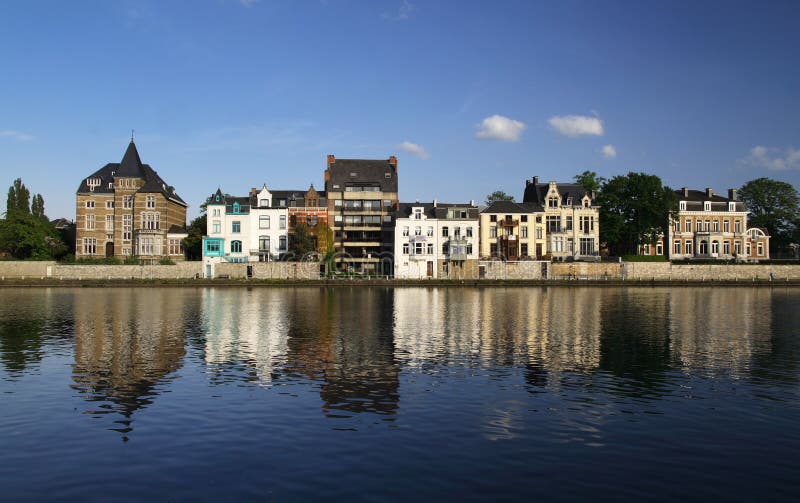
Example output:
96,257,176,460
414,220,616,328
30,194,46,220
7,178,30,213
597,172,677,256
485,190,515,205
288,223,317,260
182,214,207,261
0,210,67,259
739,178,800,254
574,170,606,194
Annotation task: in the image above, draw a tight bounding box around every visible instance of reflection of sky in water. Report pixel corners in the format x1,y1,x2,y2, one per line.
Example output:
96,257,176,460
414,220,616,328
1,287,799,501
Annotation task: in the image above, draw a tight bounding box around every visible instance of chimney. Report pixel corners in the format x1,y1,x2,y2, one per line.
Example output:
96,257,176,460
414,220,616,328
470,199,475,207
728,188,738,201
526,179,531,186
327,154,335,166
706,187,714,197
389,155,398,172
433,199,437,207
533,176,539,186
682,187,689,198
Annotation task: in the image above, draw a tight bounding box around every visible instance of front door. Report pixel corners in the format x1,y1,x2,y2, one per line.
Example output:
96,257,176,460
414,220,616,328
105,242,114,258
206,264,212,278
427,261,434,277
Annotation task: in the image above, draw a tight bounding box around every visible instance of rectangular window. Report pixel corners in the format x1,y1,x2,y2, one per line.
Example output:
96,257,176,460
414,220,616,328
415,242,424,255
123,215,132,241
442,226,449,237
169,239,183,255
723,241,730,255
123,196,133,209
85,200,95,209
402,243,409,254
536,227,543,239
735,220,742,233
259,236,270,252
105,200,114,209
454,227,461,237
85,214,96,230
685,240,693,255
521,243,528,256
82,238,97,255
442,243,449,255
402,226,409,236
466,227,473,238
279,215,286,229
713,220,719,232
260,215,270,229
141,212,160,230
566,216,573,231
232,221,241,233
415,226,422,236
685,218,691,232
521,226,528,238
427,244,434,255
656,243,663,255
696,220,702,232
212,221,221,234
334,199,343,208
723,220,730,232
427,226,433,236
547,215,560,233
674,241,681,254
490,215,497,222
383,199,392,208
279,236,287,250
105,215,114,231
757,242,764,256
521,215,528,223
146,196,156,209
490,226,497,238
466,243,473,255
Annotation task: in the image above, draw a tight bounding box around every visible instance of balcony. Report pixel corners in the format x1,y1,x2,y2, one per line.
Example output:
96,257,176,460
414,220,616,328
499,218,518,227
448,238,468,261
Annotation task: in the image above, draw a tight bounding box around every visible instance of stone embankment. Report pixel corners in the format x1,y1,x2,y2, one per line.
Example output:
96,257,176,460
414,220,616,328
0,260,798,284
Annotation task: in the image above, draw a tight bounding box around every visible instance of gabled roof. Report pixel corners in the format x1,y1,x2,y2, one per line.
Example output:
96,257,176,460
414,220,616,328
395,202,480,220
523,181,590,205
481,200,541,214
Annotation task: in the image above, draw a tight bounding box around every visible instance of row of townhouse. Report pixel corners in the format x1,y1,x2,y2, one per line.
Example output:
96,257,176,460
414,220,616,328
73,142,770,272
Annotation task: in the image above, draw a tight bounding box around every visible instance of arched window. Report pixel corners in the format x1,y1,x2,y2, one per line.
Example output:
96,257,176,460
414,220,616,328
699,240,708,255
231,240,242,253
711,240,719,254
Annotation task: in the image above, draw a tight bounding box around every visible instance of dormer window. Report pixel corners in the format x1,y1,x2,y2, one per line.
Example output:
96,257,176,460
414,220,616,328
260,199,269,207
215,194,220,202
583,199,589,208
233,202,240,213
548,198,559,208
385,172,391,179
680,201,687,211
728,202,736,211
566,197,573,206
704,202,711,211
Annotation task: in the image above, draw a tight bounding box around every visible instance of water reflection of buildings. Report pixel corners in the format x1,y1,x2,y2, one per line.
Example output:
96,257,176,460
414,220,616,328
393,287,602,380
200,287,400,417
285,288,400,417
71,289,189,436
668,288,773,377
201,288,289,385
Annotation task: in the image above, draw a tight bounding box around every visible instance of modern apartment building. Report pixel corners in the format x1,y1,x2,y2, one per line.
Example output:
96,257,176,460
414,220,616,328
324,155,398,275
393,201,480,279
75,140,188,262
522,177,600,259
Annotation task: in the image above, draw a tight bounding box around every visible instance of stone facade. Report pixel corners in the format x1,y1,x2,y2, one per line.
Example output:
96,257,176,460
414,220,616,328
75,141,188,262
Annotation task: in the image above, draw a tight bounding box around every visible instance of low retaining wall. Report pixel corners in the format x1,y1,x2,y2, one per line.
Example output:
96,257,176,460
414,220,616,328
623,262,800,281
214,262,320,280
0,261,55,279
479,260,548,280
550,261,622,279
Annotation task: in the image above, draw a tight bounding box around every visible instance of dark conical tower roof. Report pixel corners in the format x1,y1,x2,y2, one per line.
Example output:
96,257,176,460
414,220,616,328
116,140,145,178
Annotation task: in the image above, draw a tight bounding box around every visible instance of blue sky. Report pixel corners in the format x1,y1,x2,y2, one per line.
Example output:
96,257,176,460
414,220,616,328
1,0,798,220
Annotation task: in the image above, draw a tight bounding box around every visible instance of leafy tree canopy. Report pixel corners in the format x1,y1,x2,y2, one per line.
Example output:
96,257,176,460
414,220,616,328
182,213,207,261
485,190,515,205
574,171,606,194
739,177,799,253
7,178,30,214
288,223,317,260
596,172,677,256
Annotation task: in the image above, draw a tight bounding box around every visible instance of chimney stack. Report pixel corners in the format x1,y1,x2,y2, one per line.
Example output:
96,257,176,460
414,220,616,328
389,155,397,165
682,187,689,198
327,154,335,166
433,199,437,207
533,176,539,186
728,188,738,201
706,187,714,197
470,199,475,207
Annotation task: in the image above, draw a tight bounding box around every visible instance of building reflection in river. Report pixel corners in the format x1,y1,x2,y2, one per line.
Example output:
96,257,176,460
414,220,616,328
71,289,189,436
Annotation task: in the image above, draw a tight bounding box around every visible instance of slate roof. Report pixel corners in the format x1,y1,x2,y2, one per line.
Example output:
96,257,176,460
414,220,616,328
481,200,542,214
396,202,480,220
208,187,327,209
326,158,398,192
676,189,732,203
675,188,747,212
523,182,591,206
167,224,188,235
76,141,187,206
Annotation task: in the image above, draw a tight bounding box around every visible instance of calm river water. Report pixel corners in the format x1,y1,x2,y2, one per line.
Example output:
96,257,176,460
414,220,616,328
1,286,799,501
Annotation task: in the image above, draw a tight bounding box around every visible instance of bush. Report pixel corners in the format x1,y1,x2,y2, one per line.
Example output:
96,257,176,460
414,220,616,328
158,257,176,265
622,254,667,262
123,256,140,265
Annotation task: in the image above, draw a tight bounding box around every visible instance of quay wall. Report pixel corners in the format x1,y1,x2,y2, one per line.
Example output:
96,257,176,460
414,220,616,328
0,260,798,282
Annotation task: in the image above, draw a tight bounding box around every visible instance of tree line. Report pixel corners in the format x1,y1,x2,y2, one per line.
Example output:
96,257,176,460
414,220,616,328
0,179,68,260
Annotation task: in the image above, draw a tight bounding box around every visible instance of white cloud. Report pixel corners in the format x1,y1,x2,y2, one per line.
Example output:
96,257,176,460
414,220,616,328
475,115,526,142
397,141,430,159
0,130,34,141
601,144,617,159
382,0,416,21
740,145,800,171
548,115,604,137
